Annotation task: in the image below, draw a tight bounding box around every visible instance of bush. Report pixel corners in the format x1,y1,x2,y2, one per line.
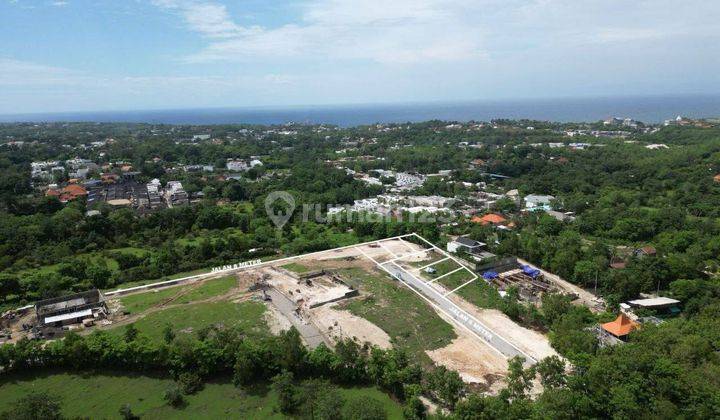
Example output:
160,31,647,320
1,392,63,420
118,404,139,420
163,384,185,408
342,396,387,420
177,371,204,395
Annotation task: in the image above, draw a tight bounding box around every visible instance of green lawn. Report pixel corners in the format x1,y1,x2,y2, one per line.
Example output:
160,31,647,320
420,261,503,310
111,247,151,257
455,280,504,310
17,249,125,276
118,275,237,315
112,300,269,342
340,267,456,363
166,267,214,280
176,276,237,304
416,258,475,292
119,287,181,314
435,269,476,292
421,259,463,279
16,247,152,279
280,262,311,274
0,371,403,419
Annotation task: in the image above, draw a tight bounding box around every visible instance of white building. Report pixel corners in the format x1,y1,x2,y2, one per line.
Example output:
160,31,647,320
524,194,555,211
227,160,249,172
447,237,486,254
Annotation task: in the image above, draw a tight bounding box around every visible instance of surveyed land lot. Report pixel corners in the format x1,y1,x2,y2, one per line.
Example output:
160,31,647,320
95,234,556,391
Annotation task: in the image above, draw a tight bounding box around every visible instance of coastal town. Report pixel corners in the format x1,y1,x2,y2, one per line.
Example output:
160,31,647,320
1,117,719,417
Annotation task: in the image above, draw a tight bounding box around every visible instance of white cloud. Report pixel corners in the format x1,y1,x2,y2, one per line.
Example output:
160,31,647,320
151,0,256,39
3,1,720,113
0,58,308,113
51,1,68,6
153,0,720,66
0,58,84,86
155,0,488,64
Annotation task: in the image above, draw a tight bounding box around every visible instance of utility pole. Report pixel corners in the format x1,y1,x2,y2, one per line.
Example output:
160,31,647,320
594,271,598,295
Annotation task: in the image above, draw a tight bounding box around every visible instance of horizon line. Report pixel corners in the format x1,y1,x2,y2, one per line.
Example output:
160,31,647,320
2,92,720,120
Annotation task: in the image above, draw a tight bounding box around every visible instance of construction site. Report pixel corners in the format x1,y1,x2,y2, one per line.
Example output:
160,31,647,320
475,256,605,311
1,234,581,394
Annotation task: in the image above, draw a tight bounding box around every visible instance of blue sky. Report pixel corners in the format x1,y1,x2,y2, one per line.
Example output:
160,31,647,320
1,0,719,114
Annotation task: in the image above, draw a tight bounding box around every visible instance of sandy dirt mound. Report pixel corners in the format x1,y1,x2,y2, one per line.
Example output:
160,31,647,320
458,302,557,362
310,304,392,349
426,332,508,389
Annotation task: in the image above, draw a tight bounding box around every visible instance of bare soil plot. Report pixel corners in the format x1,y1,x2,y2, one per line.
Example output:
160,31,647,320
337,266,457,363
426,330,508,392
446,290,558,362
310,303,392,349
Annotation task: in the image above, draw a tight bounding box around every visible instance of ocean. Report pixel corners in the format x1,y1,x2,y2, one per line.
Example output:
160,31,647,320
1,95,719,127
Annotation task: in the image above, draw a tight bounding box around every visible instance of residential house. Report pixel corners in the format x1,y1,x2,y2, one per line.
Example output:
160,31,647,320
227,160,249,172
524,194,555,211
600,313,639,341
472,213,508,226
46,184,88,203
634,246,657,258
164,181,189,207
625,297,681,317
447,237,486,254
545,210,576,222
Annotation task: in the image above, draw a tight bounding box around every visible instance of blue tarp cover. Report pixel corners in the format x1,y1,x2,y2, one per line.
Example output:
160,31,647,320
483,271,499,280
522,265,541,278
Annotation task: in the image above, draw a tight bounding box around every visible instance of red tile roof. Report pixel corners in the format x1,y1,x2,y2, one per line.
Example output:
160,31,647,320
472,213,507,225
601,314,639,338
46,184,87,203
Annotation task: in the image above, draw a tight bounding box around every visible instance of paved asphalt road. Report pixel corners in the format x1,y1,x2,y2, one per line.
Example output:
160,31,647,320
384,262,535,363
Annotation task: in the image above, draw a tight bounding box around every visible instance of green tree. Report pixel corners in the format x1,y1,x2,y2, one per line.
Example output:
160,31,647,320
342,396,387,420
300,380,344,420
0,274,20,301
426,365,465,409
534,356,566,390
124,324,139,342
271,371,298,415
118,404,139,420
503,357,534,401
163,384,185,408
402,396,426,420
163,323,175,344
0,392,63,420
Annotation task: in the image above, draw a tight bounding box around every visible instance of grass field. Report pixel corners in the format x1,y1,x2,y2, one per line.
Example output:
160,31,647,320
420,258,463,280
454,280,504,310
119,287,182,314
280,262,312,274
176,276,237,303
419,259,504,310
118,276,237,314
17,247,150,277
340,267,456,363
112,300,269,342
0,371,403,419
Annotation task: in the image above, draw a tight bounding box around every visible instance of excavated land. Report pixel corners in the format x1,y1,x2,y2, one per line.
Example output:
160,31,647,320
20,236,560,394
